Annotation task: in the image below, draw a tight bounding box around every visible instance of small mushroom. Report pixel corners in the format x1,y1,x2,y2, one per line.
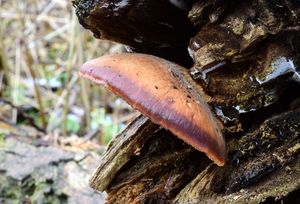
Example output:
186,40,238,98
79,53,226,166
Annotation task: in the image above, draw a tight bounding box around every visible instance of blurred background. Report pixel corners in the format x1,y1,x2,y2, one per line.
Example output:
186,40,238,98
0,0,137,203
0,0,137,144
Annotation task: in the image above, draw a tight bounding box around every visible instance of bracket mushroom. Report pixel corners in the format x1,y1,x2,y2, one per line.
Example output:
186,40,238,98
79,53,226,166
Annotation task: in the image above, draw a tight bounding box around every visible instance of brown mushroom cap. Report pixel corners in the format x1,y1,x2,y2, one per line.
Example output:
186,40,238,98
80,53,226,166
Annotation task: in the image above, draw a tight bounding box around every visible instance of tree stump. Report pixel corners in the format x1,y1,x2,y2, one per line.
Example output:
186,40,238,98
73,0,300,203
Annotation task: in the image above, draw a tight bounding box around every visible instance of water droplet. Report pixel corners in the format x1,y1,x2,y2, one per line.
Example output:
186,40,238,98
167,97,175,103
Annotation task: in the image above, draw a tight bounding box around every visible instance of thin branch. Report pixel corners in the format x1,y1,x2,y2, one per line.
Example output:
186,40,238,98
24,49,47,129
63,9,77,135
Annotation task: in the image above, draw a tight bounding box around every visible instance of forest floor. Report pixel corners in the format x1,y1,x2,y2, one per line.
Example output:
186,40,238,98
0,121,106,203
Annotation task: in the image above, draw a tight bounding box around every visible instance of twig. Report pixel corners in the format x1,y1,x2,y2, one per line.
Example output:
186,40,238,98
0,98,46,133
16,2,47,129
83,128,101,141
63,9,77,135
0,20,10,88
24,45,47,129
77,23,91,131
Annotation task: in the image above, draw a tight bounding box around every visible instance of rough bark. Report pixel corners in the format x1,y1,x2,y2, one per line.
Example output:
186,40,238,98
89,115,159,191
74,0,300,203
73,0,196,66
89,111,300,203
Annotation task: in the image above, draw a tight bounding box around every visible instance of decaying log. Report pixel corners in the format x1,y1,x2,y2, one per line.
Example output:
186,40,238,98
189,0,300,70
89,110,300,203
89,115,159,191
73,0,196,66
175,112,300,203
104,124,210,203
89,115,211,203
74,0,300,203
175,157,300,204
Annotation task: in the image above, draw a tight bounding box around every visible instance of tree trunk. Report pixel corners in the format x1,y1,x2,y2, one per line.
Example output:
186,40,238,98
73,0,300,203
